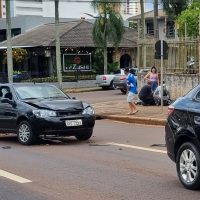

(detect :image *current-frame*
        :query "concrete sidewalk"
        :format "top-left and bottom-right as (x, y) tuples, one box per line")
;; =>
(92, 100), (168, 126)
(65, 87), (168, 126)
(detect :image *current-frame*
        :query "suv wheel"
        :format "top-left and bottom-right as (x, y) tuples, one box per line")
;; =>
(120, 89), (127, 94)
(75, 130), (93, 141)
(176, 142), (200, 190)
(17, 121), (36, 145)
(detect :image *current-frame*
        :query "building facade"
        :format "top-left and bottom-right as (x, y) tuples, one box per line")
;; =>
(121, 0), (145, 19)
(0, 0), (95, 19)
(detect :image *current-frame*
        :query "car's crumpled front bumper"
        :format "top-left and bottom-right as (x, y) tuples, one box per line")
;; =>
(30, 114), (95, 136)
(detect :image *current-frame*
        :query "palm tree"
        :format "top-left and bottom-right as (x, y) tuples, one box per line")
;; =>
(91, 0), (125, 74)
(140, 0), (145, 39)
(54, 0), (62, 88)
(154, 0), (158, 38)
(5, 0), (13, 83)
(161, 0), (190, 19)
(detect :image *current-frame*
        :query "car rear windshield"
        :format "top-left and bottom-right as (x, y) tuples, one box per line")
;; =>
(14, 85), (69, 100)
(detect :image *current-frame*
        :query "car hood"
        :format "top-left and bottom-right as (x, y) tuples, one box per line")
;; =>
(23, 99), (84, 111)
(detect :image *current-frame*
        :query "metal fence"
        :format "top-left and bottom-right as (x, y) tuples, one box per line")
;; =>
(137, 38), (199, 74)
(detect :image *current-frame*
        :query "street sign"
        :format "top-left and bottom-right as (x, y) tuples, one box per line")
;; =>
(155, 40), (168, 59)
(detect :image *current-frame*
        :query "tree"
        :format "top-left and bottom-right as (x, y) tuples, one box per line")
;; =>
(54, 0), (62, 88)
(91, 0), (125, 74)
(140, 0), (145, 39)
(161, 0), (190, 20)
(154, 0), (159, 38)
(5, 0), (13, 83)
(3, 48), (28, 70)
(176, 2), (200, 38)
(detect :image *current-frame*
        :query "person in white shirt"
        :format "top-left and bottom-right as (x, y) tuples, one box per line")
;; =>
(153, 81), (170, 105)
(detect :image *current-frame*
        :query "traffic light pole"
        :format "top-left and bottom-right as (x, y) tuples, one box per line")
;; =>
(160, 40), (164, 112)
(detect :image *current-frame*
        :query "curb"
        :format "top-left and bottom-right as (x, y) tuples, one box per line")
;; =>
(64, 87), (102, 93)
(96, 114), (166, 126)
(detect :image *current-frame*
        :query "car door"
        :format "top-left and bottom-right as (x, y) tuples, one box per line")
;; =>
(0, 86), (17, 131)
(188, 90), (200, 135)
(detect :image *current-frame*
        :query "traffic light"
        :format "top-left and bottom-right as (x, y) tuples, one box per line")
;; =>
(155, 40), (168, 60)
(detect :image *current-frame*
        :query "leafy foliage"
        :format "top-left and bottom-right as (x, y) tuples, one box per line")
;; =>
(176, 2), (200, 37)
(161, 0), (190, 19)
(3, 48), (28, 65)
(91, 0), (124, 74)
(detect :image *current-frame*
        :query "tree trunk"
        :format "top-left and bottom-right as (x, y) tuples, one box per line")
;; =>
(140, 0), (145, 39)
(5, 0), (13, 83)
(55, 0), (62, 88)
(154, 0), (159, 39)
(103, 46), (107, 74)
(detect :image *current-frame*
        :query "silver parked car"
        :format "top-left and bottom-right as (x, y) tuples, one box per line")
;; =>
(113, 68), (150, 94)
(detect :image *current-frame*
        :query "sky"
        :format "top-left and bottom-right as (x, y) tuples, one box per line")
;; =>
(59, 0), (155, 19)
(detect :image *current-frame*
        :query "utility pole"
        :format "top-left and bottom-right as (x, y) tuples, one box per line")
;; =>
(55, 0), (62, 89)
(5, 0), (13, 83)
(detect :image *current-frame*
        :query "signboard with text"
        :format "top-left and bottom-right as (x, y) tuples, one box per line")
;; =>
(63, 54), (91, 71)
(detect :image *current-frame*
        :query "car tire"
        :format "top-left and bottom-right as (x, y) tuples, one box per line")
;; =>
(120, 89), (127, 94)
(110, 81), (116, 90)
(17, 121), (37, 145)
(102, 86), (109, 90)
(176, 142), (200, 190)
(75, 130), (93, 141)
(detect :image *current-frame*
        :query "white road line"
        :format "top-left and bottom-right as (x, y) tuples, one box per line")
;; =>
(112, 120), (164, 128)
(0, 169), (32, 183)
(108, 142), (167, 154)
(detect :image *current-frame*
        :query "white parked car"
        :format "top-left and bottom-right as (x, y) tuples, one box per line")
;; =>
(96, 69), (124, 90)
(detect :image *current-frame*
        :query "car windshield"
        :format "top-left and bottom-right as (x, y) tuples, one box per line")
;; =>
(14, 85), (69, 100)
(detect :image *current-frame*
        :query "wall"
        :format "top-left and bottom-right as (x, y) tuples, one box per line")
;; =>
(138, 73), (200, 100)
(165, 74), (199, 99)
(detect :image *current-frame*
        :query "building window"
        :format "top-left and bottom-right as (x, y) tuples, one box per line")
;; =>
(146, 22), (154, 36)
(166, 21), (175, 38)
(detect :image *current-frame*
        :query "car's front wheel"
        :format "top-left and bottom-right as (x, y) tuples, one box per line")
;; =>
(75, 130), (93, 141)
(176, 142), (200, 190)
(17, 121), (37, 145)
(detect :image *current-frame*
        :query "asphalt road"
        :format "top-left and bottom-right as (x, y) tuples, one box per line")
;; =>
(0, 119), (200, 200)
(68, 89), (125, 104)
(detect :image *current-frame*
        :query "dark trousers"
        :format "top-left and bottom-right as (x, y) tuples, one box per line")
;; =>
(140, 96), (155, 105)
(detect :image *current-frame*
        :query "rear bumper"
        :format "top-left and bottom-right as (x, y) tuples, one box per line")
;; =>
(96, 82), (110, 87)
(113, 82), (126, 90)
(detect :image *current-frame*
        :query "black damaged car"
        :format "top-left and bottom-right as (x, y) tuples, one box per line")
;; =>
(0, 84), (95, 145)
(165, 84), (200, 190)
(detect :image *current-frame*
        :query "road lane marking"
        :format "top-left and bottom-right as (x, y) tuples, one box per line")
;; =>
(0, 169), (32, 183)
(112, 120), (164, 128)
(108, 142), (167, 154)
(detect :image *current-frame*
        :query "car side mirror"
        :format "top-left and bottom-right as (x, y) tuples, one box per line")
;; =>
(1, 98), (16, 106)
(72, 97), (76, 100)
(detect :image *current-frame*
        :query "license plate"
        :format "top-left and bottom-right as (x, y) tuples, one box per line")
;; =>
(65, 119), (82, 127)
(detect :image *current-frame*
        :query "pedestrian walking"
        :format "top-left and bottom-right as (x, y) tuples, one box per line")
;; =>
(124, 68), (138, 115)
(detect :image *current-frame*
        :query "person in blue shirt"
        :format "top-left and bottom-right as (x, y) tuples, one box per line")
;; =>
(124, 68), (138, 115)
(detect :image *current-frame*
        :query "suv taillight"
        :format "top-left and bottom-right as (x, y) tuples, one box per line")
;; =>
(167, 105), (174, 116)
(120, 76), (126, 80)
(102, 76), (106, 80)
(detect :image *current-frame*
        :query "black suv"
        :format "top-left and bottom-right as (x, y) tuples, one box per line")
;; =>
(0, 84), (95, 145)
(165, 85), (200, 190)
